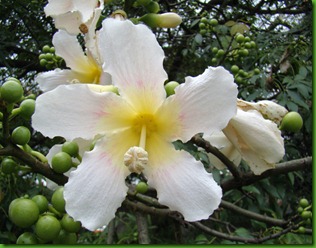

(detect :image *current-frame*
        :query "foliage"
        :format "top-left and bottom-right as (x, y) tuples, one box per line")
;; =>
(0, 0), (313, 245)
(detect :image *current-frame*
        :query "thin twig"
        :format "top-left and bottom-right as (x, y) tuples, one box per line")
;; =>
(191, 134), (242, 180)
(220, 200), (288, 226)
(135, 211), (151, 244)
(106, 218), (116, 244)
(221, 156), (312, 192)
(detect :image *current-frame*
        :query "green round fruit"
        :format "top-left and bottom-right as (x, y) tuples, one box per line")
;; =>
(145, 1), (160, 13)
(39, 59), (48, 67)
(19, 99), (36, 119)
(216, 49), (225, 57)
(164, 81), (179, 96)
(244, 42), (252, 49)
(199, 22), (206, 29)
(1, 80), (23, 103)
(200, 17), (208, 24)
(51, 187), (66, 213)
(32, 195), (49, 213)
(238, 48), (249, 56)
(54, 230), (77, 244)
(231, 65), (239, 74)
(235, 76), (244, 84)
(44, 53), (53, 60)
(35, 215), (61, 242)
(279, 111), (303, 132)
(62, 141), (79, 157)
(136, 182), (148, 194)
(61, 214), (81, 233)
(42, 45), (51, 53)
(199, 29), (207, 35)
(236, 34), (245, 43)
(211, 47), (218, 54)
(38, 53), (46, 60)
(299, 198), (309, 208)
(50, 47), (55, 53)
(254, 68), (260, 75)
(297, 226), (306, 234)
(297, 206), (304, 213)
(1, 157), (17, 174)
(250, 41), (256, 48)
(16, 232), (38, 244)
(244, 36), (251, 42)
(209, 18), (218, 26)
(11, 126), (31, 145)
(51, 152), (73, 173)
(9, 198), (40, 228)
(301, 210), (312, 219)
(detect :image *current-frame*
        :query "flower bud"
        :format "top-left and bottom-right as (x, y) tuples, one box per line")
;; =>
(139, 13), (182, 28)
(237, 99), (288, 125)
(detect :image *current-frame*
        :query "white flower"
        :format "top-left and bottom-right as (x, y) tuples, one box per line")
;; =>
(223, 108), (285, 175)
(32, 19), (238, 230)
(44, 0), (104, 35)
(36, 30), (111, 92)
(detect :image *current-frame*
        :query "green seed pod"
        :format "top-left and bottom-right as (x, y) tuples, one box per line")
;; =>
(1, 80), (23, 103)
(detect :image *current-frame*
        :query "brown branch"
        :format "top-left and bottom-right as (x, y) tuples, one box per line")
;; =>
(220, 200), (287, 226)
(135, 211), (151, 244)
(221, 156), (312, 192)
(192, 221), (302, 244)
(191, 134), (242, 180)
(106, 218), (116, 244)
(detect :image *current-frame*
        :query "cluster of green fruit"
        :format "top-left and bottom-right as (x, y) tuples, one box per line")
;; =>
(51, 141), (81, 174)
(38, 45), (64, 70)
(296, 198), (312, 234)
(9, 187), (81, 244)
(199, 17), (219, 36)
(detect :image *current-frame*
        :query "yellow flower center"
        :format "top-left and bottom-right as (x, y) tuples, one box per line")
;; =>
(124, 114), (157, 173)
(133, 114), (157, 135)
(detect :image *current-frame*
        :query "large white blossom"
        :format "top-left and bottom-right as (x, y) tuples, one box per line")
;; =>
(32, 19), (238, 231)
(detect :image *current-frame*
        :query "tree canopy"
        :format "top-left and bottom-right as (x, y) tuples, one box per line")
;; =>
(0, 0), (313, 245)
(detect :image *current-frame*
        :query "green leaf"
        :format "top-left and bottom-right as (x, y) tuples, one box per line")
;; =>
(287, 90), (310, 109)
(234, 228), (253, 238)
(230, 23), (249, 35)
(225, 20), (236, 27)
(194, 33), (203, 44)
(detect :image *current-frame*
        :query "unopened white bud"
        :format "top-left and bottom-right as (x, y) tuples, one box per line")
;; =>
(124, 146), (148, 174)
(156, 13), (182, 28)
(237, 99), (288, 125)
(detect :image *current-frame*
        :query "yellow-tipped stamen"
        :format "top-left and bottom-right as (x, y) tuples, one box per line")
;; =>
(139, 124), (147, 149)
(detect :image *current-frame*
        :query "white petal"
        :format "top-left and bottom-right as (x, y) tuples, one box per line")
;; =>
(53, 12), (82, 35)
(73, 0), (98, 23)
(36, 69), (79, 91)
(53, 30), (92, 72)
(32, 84), (135, 140)
(64, 137), (130, 230)
(157, 66), (238, 142)
(98, 19), (168, 112)
(144, 134), (222, 221)
(204, 132), (241, 170)
(224, 109), (285, 175)
(44, 0), (73, 16)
